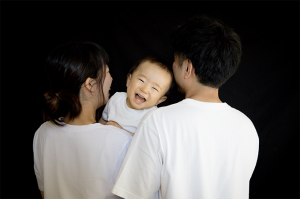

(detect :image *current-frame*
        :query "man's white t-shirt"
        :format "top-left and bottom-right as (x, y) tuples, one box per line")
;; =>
(33, 121), (132, 199)
(102, 92), (157, 134)
(112, 99), (259, 199)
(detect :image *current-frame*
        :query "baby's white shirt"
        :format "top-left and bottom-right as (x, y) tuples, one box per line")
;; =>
(102, 92), (157, 134)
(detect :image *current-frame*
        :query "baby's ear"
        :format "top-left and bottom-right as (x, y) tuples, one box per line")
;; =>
(126, 74), (132, 87)
(156, 96), (167, 105)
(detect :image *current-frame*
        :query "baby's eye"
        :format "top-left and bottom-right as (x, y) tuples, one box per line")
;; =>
(139, 79), (144, 83)
(152, 87), (158, 91)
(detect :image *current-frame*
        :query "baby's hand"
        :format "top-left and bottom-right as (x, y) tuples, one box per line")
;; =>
(105, 121), (122, 129)
(105, 121), (134, 136)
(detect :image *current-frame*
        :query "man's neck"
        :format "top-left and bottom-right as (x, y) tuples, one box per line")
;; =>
(185, 83), (222, 103)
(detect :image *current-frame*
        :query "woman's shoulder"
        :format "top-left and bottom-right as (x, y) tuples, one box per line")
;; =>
(96, 123), (132, 133)
(35, 121), (56, 133)
(33, 122), (132, 147)
(33, 121), (57, 144)
(84, 124), (133, 150)
(86, 124), (133, 140)
(36, 121), (130, 136)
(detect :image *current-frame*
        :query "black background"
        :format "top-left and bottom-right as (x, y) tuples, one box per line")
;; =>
(1, 1), (299, 199)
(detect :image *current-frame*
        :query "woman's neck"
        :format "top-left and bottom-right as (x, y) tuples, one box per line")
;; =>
(63, 104), (97, 125)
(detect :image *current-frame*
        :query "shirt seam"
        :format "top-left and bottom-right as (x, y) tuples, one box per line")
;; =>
(141, 121), (165, 168)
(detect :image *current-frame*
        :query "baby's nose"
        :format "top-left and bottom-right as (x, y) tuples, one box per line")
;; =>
(140, 86), (149, 94)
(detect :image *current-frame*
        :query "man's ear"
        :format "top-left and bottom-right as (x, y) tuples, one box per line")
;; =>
(156, 96), (167, 106)
(84, 77), (95, 92)
(184, 59), (194, 79)
(126, 74), (132, 87)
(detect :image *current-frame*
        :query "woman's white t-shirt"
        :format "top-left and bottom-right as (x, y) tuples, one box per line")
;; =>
(102, 92), (157, 134)
(33, 121), (132, 199)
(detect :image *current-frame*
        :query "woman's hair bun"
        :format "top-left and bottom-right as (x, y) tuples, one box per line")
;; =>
(42, 90), (82, 125)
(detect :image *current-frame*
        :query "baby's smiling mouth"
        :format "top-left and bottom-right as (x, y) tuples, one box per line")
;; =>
(135, 93), (146, 103)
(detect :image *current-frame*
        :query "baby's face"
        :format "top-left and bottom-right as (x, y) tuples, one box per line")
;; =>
(126, 61), (172, 110)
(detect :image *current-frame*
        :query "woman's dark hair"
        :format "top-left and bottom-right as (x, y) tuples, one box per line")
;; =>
(127, 56), (174, 97)
(170, 15), (242, 88)
(41, 41), (109, 126)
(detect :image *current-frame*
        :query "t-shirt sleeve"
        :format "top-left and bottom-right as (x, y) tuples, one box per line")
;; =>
(102, 100), (110, 121)
(111, 119), (161, 199)
(33, 130), (44, 191)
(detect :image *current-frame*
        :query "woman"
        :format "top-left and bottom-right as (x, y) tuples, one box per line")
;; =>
(33, 41), (132, 199)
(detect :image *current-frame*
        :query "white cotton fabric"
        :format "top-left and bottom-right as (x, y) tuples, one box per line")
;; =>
(112, 98), (259, 199)
(102, 92), (157, 134)
(33, 121), (132, 199)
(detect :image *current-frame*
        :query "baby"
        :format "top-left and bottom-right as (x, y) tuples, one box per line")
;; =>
(99, 56), (173, 136)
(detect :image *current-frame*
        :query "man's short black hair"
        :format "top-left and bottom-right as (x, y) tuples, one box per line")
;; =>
(171, 15), (242, 88)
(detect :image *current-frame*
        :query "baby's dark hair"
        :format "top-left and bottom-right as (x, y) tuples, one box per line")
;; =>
(127, 56), (174, 97)
(41, 41), (109, 126)
(170, 15), (242, 88)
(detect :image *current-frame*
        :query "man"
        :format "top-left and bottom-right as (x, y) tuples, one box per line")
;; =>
(112, 15), (259, 199)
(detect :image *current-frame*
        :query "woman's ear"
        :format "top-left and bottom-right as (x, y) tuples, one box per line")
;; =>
(84, 77), (95, 92)
(126, 74), (132, 87)
(156, 96), (167, 105)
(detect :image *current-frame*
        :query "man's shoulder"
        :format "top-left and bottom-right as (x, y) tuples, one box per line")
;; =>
(150, 101), (183, 113)
(226, 106), (254, 123)
(141, 101), (184, 123)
